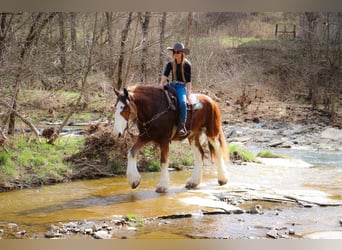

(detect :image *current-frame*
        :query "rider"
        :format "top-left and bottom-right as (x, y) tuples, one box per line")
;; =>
(159, 42), (192, 136)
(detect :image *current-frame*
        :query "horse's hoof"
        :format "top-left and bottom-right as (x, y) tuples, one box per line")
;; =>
(131, 180), (141, 189)
(155, 186), (167, 193)
(218, 179), (228, 186)
(185, 182), (199, 189)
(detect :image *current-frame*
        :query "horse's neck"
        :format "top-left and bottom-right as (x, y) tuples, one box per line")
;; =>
(133, 88), (165, 115)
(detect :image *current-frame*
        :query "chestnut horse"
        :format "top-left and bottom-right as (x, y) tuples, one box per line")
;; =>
(113, 84), (229, 193)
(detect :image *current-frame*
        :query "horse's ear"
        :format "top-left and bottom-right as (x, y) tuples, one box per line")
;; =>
(114, 88), (120, 96)
(124, 88), (129, 99)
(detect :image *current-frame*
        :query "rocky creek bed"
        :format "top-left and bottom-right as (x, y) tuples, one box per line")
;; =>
(0, 121), (341, 239)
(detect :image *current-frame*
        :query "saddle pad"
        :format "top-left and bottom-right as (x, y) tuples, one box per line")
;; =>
(188, 94), (203, 110)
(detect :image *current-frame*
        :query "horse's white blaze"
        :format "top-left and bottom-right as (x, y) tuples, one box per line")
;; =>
(157, 161), (169, 191)
(113, 101), (127, 136)
(126, 151), (141, 187)
(187, 142), (203, 186)
(208, 137), (228, 184)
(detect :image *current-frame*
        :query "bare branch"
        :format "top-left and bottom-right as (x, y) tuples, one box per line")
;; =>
(0, 100), (41, 142)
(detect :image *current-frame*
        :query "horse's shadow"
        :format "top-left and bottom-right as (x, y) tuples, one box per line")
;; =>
(17, 185), (192, 218)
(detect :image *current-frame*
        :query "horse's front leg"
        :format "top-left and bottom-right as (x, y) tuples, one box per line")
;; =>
(127, 138), (146, 189)
(156, 141), (170, 193)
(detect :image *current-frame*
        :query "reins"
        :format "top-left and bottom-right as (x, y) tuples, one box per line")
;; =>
(134, 89), (171, 137)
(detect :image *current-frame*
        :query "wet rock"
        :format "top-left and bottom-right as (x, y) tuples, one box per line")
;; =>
(45, 231), (63, 238)
(84, 228), (93, 234)
(226, 129), (237, 138)
(321, 127), (342, 141)
(248, 205), (262, 214)
(266, 228), (279, 239)
(289, 229), (295, 235)
(268, 139), (284, 147)
(339, 218), (342, 226)
(17, 230), (26, 236)
(7, 223), (18, 229)
(92, 224), (102, 231)
(158, 214), (192, 219)
(126, 226), (137, 231)
(94, 230), (111, 239)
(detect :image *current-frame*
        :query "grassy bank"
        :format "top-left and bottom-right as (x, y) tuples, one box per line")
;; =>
(0, 127), (263, 192)
(0, 136), (84, 191)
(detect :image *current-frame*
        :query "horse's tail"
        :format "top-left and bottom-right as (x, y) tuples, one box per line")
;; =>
(208, 127), (229, 162)
(207, 98), (230, 163)
(219, 127), (230, 162)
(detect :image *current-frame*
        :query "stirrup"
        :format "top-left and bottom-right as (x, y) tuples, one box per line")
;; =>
(178, 128), (187, 136)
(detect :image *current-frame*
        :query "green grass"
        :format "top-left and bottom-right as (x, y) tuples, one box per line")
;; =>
(147, 160), (160, 172)
(220, 36), (263, 46)
(124, 214), (144, 227)
(0, 136), (84, 185)
(229, 144), (259, 162)
(257, 150), (286, 158)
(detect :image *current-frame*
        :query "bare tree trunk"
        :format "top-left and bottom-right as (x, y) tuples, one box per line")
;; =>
(123, 14), (139, 87)
(0, 13), (6, 63)
(8, 13), (56, 135)
(80, 12), (98, 109)
(105, 12), (115, 80)
(303, 12), (319, 108)
(50, 13), (99, 144)
(58, 12), (66, 84)
(117, 12), (133, 90)
(0, 13), (14, 64)
(139, 12), (151, 84)
(158, 12), (167, 82)
(185, 12), (193, 48)
(329, 12), (342, 122)
(70, 12), (77, 51)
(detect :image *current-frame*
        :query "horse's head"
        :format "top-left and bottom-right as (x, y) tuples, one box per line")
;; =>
(113, 87), (137, 137)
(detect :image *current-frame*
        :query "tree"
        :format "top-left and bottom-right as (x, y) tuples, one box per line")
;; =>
(70, 12), (77, 51)
(158, 12), (167, 82)
(185, 12), (193, 48)
(139, 12), (151, 84)
(117, 12), (133, 90)
(0, 13), (15, 64)
(105, 12), (115, 80)
(57, 12), (67, 84)
(8, 13), (56, 136)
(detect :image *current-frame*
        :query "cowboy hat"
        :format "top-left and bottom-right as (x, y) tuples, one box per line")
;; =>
(167, 42), (190, 55)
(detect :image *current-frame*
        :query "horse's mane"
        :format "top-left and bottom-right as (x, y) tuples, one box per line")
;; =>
(127, 84), (162, 99)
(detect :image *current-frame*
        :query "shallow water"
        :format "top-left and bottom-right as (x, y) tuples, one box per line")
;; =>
(0, 149), (341, 239)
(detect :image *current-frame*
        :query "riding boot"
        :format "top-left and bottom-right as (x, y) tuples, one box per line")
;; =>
(178, 123), (187, 136)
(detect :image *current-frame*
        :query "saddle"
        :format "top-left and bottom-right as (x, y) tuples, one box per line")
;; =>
(163, 84), (203, 112)
(163, 84), (203, 136)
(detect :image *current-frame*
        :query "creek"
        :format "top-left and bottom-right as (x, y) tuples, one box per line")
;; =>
(1, 122), (342, 239)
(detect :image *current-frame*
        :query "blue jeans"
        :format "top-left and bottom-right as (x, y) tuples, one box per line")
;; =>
(170, 82), (187, 124)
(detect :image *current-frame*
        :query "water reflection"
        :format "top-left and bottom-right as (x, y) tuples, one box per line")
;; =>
(0, 151), (341, 238)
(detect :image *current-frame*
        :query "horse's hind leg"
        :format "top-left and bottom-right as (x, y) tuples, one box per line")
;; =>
(156, 140), (170, 193)
(126, 138), (146, 189)
(207, 137), (228, 186)
(186, 134), (204, 189)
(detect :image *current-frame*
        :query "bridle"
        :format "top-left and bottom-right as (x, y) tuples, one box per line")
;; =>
(117, 90), (171, 138)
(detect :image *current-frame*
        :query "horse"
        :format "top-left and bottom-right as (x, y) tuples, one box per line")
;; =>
(113, 84), (229, 193)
